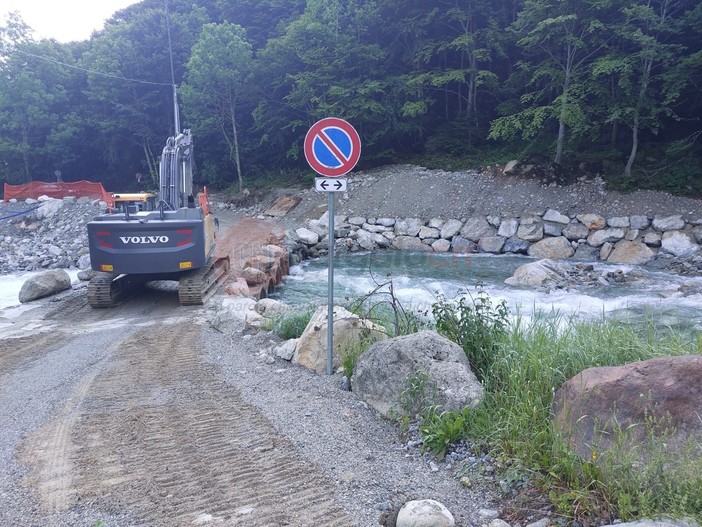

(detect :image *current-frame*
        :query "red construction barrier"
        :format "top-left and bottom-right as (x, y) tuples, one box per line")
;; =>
(3, 181), (109, 202)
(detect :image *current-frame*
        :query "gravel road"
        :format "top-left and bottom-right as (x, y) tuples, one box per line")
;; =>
(0, 281), (497, 527)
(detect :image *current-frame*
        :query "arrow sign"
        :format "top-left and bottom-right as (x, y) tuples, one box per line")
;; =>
(315, 177), (347, 193)
(304, 118), (361, 177)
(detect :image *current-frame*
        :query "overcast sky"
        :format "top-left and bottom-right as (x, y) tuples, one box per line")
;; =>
(2, 0), (139, 42)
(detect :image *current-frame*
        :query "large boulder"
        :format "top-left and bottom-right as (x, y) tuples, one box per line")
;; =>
(587, 228), (625, 247)
(527, 236), (574, 259)
(35, 199), (65, 219)
(460, 218), (496, 242)
(352, 330), (484, 418)
(440, 219), (463, 240)
(293, 305), (387, 373)
(504, 259), (569, 287)
(576, 213), (606, 230)
(396, 499), (455, 527)
(395, 218), (424, 237)
(606, 240), (655, 265)
(295, 227), (319, 246)
(497, 218), (519, 238)
(562, 222), (590, 241)
(652, 215), (685, 232)
(661, 231), (699, 257)
(392, 236), (432, 251)
(552, 355), (702, 461)
(19, 269), (72, 303)
(478, 236), (505, 254)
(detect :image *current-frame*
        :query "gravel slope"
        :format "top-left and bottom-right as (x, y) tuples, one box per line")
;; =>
(263, 164), (702, 226)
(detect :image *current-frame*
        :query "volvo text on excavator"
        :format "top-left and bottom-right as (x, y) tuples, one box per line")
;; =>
(85, 129), (229, 308)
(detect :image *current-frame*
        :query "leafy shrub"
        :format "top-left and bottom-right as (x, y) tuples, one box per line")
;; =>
(432, 285), (509, 383)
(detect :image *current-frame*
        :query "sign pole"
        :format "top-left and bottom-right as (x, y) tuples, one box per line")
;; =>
(303, 117), (361, 376)
(326, 193), (335, 375)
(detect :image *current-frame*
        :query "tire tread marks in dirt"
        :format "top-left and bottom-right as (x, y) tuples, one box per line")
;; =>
(23, 324), (354, 526)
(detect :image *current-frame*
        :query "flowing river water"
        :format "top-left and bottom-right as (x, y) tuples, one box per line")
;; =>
(271, 251), (702, 333)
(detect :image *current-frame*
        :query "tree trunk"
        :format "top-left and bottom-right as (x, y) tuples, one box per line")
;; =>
(230, 104), (243, 192)
(625, 58), (653, 178)
(625, 119), (639, 178)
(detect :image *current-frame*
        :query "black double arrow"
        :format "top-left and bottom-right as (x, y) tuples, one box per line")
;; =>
(319, 179), (344, 190)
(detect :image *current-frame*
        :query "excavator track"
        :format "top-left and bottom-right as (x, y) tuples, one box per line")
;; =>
(87, 273), (144, 308)
(178, 256), (230, 306)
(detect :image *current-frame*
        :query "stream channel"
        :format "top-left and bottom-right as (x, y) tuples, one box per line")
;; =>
(271, 251), (702, 333)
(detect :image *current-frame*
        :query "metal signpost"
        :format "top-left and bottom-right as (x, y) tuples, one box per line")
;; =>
(304, 118), (361, 375)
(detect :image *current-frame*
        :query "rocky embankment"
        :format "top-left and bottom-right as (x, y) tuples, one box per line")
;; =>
(0, 196), (98, 274)
(286, 210), (702, 277)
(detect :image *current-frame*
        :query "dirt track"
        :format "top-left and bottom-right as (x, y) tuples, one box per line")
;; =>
(0, 217), (357, 526)
(1, 285), (355, 526)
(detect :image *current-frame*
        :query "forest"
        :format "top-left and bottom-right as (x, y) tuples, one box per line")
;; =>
(1, 0), (701, 195)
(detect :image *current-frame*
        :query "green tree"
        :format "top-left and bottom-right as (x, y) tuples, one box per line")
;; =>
(489, 0), (609, 164)
(599, 0), (697, 178)
(0, 14), (72, 183)
(181, 23), (254, 191)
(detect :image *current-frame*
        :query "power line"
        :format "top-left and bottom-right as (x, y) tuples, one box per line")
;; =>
(15, 49), (172, 87)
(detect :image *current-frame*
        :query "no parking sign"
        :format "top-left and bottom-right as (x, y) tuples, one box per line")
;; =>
(304, 118), (361, 177)
(303, 117), (361, 375)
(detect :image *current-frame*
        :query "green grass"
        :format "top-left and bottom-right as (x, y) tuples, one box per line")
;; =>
(429, 301), (702, 523)
(271, 305), (316, 340)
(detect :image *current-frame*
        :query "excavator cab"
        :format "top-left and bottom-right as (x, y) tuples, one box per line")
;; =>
(85, 130), (229, 307)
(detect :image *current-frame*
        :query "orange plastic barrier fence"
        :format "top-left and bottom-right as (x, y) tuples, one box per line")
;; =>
(3, 181), (109, 202)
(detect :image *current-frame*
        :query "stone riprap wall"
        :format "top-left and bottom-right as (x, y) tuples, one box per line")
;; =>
(288, 210), (702, 267)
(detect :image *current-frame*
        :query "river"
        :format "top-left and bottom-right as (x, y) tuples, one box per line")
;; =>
(271, 251), (702, 332)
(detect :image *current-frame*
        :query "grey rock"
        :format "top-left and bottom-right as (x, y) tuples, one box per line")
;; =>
(274, 339), (298, 361)
(543, 209), (570, 225)
(428, 217), (444, 229)
(653, 215), (685, 231)
(395, 218), (424, 237)
(497, 218), (519, 238)
(576, 213), (606, 230)
(460, 217), (496, 242)
(505, 259), (570, 287)
(630, 215), (650, 230)
(607, 216), (630, 228)
(587, 228), (625, 247)
(295, 227), (319, 246)
(600, 242), (614, 261)
(543, 222), (562, 237)
(528, 237), (574, 259)
(643, 231), (662, 247)
(396, 499), (455, 527)
(606, 240), (655, 265)
(661, 231), (699, 257)
(418, 226), (441, 240)
(450, 236), (477, 254)
(392, 236), (432, 252)
(478, 236), (505, 254)
(348, 216), (366, 226)
(572, 243), (600, 261)
(440, 219), (463, 240)
(19, 269), (72, 303)
(562, 222), (590, 241)
(431, 239), (451, 253)
(503, 237), (530, 254)
(353, 331), (484, 418)
(517, 222), (544, 242)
